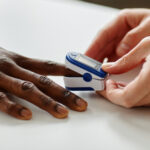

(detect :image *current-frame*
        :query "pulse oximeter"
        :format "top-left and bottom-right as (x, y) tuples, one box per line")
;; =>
(63, 52), (107, 91)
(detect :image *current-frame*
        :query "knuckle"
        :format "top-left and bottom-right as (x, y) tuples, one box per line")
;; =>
(45, 60), (56, 67)
(0, 56), (12, 65)
(63, 90), (71, 97)
(0, 92), (6, 100)
(145, 17), (150, 24)
(119, 9), (132, 17)
(10, 53), (23, 62)
(39, 76), (52, 86)
(0, 56), (15, 70)
(44, 61), (58, 72)
(141, 36), (150, 45)
(118, 55), (128, 66)
(39, 95), (52, 107)
(126, 31), (138, 41)
(21, 81), (35, 91)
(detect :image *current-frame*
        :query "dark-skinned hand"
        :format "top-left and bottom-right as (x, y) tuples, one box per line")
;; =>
(0, 47), (87, 120)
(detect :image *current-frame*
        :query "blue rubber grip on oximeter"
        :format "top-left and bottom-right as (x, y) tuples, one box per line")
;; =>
(66, 53), (107, 78)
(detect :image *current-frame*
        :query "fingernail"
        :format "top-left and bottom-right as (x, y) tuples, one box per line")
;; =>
(102, 62), (114, 69)
(75, 99), (88, 108)
(20, 109), (32, 118)
(56, 105), (68, 114)
(118, 43), (130, 55)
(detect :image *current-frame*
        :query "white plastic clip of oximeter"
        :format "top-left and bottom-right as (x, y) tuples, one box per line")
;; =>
(63, 52), (108, 91)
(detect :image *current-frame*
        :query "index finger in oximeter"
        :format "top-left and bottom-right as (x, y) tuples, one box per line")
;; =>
(63, 52), (107, 91)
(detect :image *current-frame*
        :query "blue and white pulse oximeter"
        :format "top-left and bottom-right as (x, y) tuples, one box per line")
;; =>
(63, 52), (107, 91)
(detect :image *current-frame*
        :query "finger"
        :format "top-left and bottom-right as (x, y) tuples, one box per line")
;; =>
(15, 57), (81, 77)
(96, 38), (118, 62)
(120, 56), (150, 107)
(3, 64), (88, 112)
(0, 47), (80, 77)
(85, 9), (148, 61)
(99, 78), (150, 108)
(97, 79), (126, 106)
(101, 56), (150, 108)
(116, 17), (150, 57)
(102, 37), (150, 74)
(0, 72), (68, 119)
(0, 92), (32, 120)
(85, 10), (132, 61)
(116, 81), (127, 87)
(97, 79), (119, 100)
(97, 79), (137, 108)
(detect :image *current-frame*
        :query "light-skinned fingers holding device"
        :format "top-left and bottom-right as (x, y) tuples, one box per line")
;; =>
(84, 8), (150, 108)
(99, 37), (150, 108)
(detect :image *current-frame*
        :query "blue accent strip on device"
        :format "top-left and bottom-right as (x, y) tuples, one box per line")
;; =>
(66, 52), (107, 78)
(66, 87), (94, 91)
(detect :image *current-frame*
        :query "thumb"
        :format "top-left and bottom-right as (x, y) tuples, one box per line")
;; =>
(102, 37), (150, 74)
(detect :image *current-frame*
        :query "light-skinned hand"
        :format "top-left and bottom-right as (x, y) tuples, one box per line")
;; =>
(85, 9), (150, 108)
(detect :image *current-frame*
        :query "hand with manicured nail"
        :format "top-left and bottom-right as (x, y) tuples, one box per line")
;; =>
(0, 47), (87, 120)
(85, 8), (150, 62)
(85, 8), (150, 108)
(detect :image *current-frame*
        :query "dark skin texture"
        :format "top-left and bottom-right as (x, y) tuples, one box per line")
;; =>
(0, 47), (87, 120)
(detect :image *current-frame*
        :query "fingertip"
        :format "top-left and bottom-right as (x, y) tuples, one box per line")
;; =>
(54, 104), (69, 119)
(67, 98), (88, 112)
(102, 58), (133, 74)
(20, 108), (32, 120)
(102, 62), (121, 74)
(102, 62), (114, 71)
(75, 98), (88, 112)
